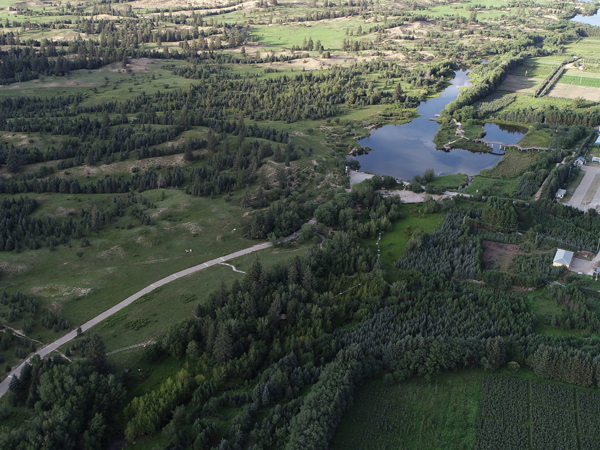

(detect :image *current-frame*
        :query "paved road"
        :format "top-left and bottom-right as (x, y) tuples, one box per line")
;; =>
(566, 165), (600, 211)
(0, 240), (278, 397)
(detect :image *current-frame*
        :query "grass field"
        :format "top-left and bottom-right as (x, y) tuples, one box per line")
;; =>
(331, 370), (484, 450)
(479, 149), (540, 179)
(517, 128), (554, 149)
(74, 243), (310, 354)
(558, 75), (600, 88)
(463, 173), (521, 197)
(368, 204), (444, 266)
(429, 173), (469, 189)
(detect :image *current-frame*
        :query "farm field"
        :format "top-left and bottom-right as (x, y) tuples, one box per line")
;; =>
(332, 370), (484, 450)
(476, 375), (600, 450)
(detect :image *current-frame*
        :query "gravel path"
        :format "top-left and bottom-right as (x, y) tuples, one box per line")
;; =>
(0, 239), (281, 397)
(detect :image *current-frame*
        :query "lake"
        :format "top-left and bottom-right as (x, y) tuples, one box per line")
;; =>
(354, 71), (527, 181)
(571, 5), (600, 26)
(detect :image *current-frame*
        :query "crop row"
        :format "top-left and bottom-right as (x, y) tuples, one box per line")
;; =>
(480, 396), (528, 423)
(530, 381), (575, 410)
(475, 439), (527, 450)
(578, 411), (600, 436)
(476, 418), (528, 448)
(577, 390), (600, 414)
(531, 427), (577, 450)
(481, 375), (528, 401)
(581, 435), (600, 450)
(531, 405), (576, 431)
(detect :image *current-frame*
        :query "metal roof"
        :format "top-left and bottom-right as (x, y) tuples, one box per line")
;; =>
(553, 249), (574, 266)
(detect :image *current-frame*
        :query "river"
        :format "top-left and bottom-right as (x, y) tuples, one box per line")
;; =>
(354, 71), (526, 180)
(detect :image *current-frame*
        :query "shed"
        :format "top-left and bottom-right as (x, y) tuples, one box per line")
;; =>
(556, 189), (566, 199)
(595, 135), (600, 145)
(553, 249), (574, 268)
(575, 157), (586, 167)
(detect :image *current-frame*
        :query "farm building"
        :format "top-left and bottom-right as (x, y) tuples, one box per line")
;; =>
(574, 157), (586, 167)
(553, 249), (574, 268)
(556, 189), (566, 199)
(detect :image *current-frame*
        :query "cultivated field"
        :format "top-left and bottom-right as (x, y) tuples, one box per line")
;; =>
(476, 375), (600, 450)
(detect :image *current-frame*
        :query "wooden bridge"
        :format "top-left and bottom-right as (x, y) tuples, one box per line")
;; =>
(475, 139), (549, 152)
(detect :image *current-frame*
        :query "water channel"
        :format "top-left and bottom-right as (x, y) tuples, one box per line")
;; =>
(354, 70), (527, 181)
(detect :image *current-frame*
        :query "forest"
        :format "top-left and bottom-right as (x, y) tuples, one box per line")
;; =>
(1, 0), (600, 448)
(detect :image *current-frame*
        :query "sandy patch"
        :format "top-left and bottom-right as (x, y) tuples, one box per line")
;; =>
(180, 221), (203, 234)
(97, 245), (126, 260)
(150, 207), (168, 219)
(30, 284), (92, 298)
(142, 0), (252, 15)
(55, 153), (186, 179)
(387, 21), (433, 37)
(0, 262), (29, 277)
(548, 83), (600, 102)
(0, 132), (34, 146)
(54, 206), (77, 218)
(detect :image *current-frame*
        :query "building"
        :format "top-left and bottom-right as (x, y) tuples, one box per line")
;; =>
(574, 157), (586, 167)
(595, 135), (600, 146)
(553, 249), (574, 268)
(556, 189), (566, 199)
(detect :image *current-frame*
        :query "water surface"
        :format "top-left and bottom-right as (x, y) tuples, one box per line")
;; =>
(483, 123), (527, 147)
(355, 71), (505, 180)
(571, 8), (600, 26)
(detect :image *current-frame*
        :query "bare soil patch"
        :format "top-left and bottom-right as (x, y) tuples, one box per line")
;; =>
(548, 83), (600, 102)
(482, 240), (523, 271)
(55, 153), (187, 179)
(499, 75), (540, 94)
(0, 262), (29, 278)
(96, 245), (126, 261)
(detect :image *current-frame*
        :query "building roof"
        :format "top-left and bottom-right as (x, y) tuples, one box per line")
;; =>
(556, 189), (566, 197)
(554, 249), (574, 266)
(595, 135), (600, 145)
(576, 156), (586, 163)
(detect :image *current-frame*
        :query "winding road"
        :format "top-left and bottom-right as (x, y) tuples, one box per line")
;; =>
(0, 232), (303, 397)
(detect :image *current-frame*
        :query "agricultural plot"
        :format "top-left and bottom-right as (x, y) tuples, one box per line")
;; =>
(548, 83), (600, 102)
(558, 74), (600, 88)
(476, 375), (600, 450)
(499, 75), (541, 95)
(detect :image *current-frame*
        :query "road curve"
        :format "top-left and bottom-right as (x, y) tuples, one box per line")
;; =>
(0, 240), (275, 397)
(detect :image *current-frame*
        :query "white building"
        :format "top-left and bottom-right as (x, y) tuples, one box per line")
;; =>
(553, 249), (574, 268)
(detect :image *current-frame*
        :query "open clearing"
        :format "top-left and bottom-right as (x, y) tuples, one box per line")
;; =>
(483, 240), (523, 271)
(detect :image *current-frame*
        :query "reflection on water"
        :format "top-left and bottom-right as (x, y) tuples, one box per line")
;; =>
(571, 8), (600, 26)
(483, 123), (527, 146)
(355, 70), (519, 180)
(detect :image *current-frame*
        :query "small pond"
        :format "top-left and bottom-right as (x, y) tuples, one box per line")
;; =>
(354, 71), (527, 181)
(571, 5), (600, 26)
